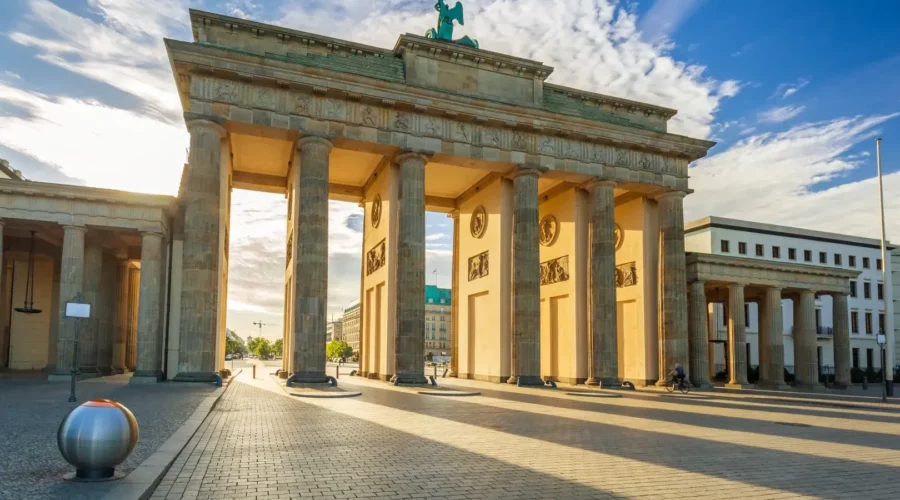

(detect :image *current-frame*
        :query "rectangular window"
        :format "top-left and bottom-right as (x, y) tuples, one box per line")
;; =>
(852, 348), (859, 369)
(804, 250), (812, 262)
(867, 348), (874, 368)
(788, 248), (797, 260)
(877, 258), (883, 270)
(738, 242), (747, 255)
(879, 313), (886, 334)
(834, 253), (842, 266)
(877, 283), (884, 300)
(849, 255), (856, 267)
(863, 257), (870, 268)
(850, 281), (857, 298)
(865, 312), (873, 334)
(720, 240), (730, 253)
(864, 282), (871, 299)
(820, 252), (827, 264)
(851, 311), (859, 333)
(755, 244), (764, 257)
(744, 304), (750, 327)
(772, 246), (781, 259)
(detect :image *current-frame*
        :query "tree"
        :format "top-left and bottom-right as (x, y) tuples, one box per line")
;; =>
(247, 336), (263, 355)
(254, 338), (274, 360)
(225, 337), (244, 357)
(326, 340), (352, 361)
(273, 338), (284, 357)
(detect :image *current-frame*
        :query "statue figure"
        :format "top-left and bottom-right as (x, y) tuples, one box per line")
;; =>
(425, 1), (479, 48)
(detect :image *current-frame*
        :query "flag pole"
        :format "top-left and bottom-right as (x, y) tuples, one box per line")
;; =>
(875, 138), (889, 401)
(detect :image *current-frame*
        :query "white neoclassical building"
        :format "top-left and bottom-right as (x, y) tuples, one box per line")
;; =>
(686, 217), (896, 380)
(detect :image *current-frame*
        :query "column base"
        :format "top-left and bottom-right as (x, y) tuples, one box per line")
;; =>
(112, 367), (126, 375)
(130, 371), (161, 384)
(287, 372), (333, 387)
(599, 377), (621, 388)
(690, 379), (714, 390)
(77, 367), (100, 379)
(585, 378), (600, 386)
(173, 371), (218, 383)
(724, 383), (756, 390)
(757, 381), (793, 391)
(390, 374), (429, 386)
(447, 371), (458, 378)
(831, 382), (852, 390)
(793, 382), (828, 392)
(98, 366), (113, 376)
(508, 375), (545, 387)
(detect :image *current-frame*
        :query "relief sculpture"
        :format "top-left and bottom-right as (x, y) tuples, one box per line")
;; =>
(540, 255), (569, 286)
(616, 262), (638, 288)
(468, 251), (489, 281)
(366, 239), (386, 276)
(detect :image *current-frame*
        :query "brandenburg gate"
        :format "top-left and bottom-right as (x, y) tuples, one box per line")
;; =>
(163, 6), (714, 386)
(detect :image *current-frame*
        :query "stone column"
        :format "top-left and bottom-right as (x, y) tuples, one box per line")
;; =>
(793, 290), (819, 388)
(50, 225), (86, 380)
(727, 283), (749, 386)
(448, 210), (460, 378)
(508, 167), (543, 386)
(688, 280), (711, 387)
(78, 239), (103, 376)
(656, 191), (689, 384)
(832, 292), (851, 388)
(758, 286), (787, 388)
(586, 180), (619, 386)
(176, 119), (225, 382)
(0, 220), (5, 368)
(126, 267), (140, 371)
(289, 137), (332, 384)
(112, 259), (130, 373)
(96, 252), (117, 374)
(132, 231), (164, 383)
(392, 152), (428, 385)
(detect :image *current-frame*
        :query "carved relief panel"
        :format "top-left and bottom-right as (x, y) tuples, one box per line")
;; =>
(468, 251), (489, 282)
(616, 262), (638, 288)
(540, 255), (569, 286)
(366, 239), (386, 276)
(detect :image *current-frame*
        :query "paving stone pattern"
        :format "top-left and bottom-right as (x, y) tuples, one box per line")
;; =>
(0, 374), (215, 500)
(153, 368), (900, 500)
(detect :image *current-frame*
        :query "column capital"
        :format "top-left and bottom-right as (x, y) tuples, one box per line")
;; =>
(61, 224), (87, 234)
(726, 282), (746, 290)
(689, 279), (706, 287)
(297, 136), (334, 152)
(507, 165), (546, 180)
(654, 190), (687, 202)
(185, 117), (226, 137)
(0, 219), (4, 228)
(393, 151), (431, 166)
(447, 209), (460, 220)
(141, 230), (165, 239)
(582, 178), (617, 191)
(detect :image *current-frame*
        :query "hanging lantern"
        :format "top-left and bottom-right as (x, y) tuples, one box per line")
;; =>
(15, 230), (42, 315)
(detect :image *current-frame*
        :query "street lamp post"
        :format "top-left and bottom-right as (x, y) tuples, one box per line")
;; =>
(65, 293), (91, 403)
(877, 333), (887, 403)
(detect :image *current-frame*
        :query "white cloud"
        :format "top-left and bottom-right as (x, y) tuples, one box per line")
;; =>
(775, 77), (810, 99)
(637, 0), (706, 44)
(687, 114), (900, 241)
(276, 0), (740, 139)
(225, 0), (262, 19)
(758, 105), (806, 124)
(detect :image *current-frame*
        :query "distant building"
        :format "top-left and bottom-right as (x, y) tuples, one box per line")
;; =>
(893, 248), (900, 370)
(341, 300), (360, 355)
(326, 321), (343, 342)
(424, 285), (451, 362)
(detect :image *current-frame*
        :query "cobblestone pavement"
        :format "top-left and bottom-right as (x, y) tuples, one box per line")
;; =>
(151, 366), (900, 500)
(0, 374), (215, 500)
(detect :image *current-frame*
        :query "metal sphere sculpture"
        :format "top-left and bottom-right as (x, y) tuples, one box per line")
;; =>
(57, 399), (139, 481)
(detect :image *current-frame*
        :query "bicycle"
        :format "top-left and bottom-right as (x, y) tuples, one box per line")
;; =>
(665, 376), (691, 394)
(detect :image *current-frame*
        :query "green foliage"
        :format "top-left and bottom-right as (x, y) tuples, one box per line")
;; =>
(225, 336), (245, 356)
(254, 338), (273, 360)
(273, 338), (284, 357)
(326, 340), (352, 360)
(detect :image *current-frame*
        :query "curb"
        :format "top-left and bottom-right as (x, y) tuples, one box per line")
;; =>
(100, 369), (241, 500)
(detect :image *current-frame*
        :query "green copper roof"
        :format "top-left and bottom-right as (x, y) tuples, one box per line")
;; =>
(425, 285), (451, 306)
(542, 88), (663, 133)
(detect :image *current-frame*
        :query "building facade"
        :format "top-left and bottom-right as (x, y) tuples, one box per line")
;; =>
(326, 321), (343, 342)
(425, 285), (451, 362)
(686, 217), (895, 380)
(341, 301), (360, 356)
(893, 248), (900, 370)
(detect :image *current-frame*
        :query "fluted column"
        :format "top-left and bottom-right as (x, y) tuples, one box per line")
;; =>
(126, 267), (139, 371)
(832, 292), (851, 388)
(656, 191), (689, 384)
(50, 225), (86, 379)
(758, 286), (786, 388)
(688, 280), (711, 387)
(392, 152), (428, 385)
(96, 252), (117, 374)
(448, 210), (460, 378)
(727, 283), (749, 386)
(586, 180), (619, 386)
(0, 220), (5, 368)
(132, 231), (164, 382)
(112, 259), (130, 373)
(793, 290), (819, 388)
(289, 137), (332, 384)
(508, 167), (543, 386)
(78, 239), (103, 376)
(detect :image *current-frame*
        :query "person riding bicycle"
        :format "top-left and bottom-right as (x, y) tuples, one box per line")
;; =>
(669, 363), (686, 387)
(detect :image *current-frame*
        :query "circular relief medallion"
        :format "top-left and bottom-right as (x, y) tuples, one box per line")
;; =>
(539, 215), (559, 247)
(614, 223), (624, 250)
(470, 205), (487, 239)
(371, 194), (382, 228)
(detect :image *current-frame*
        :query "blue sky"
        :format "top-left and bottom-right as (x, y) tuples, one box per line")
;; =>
(0, 0), (898, 339)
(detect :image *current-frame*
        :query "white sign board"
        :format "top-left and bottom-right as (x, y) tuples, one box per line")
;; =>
(876, 334), (886, 346)
(65, 302), (91, 319)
